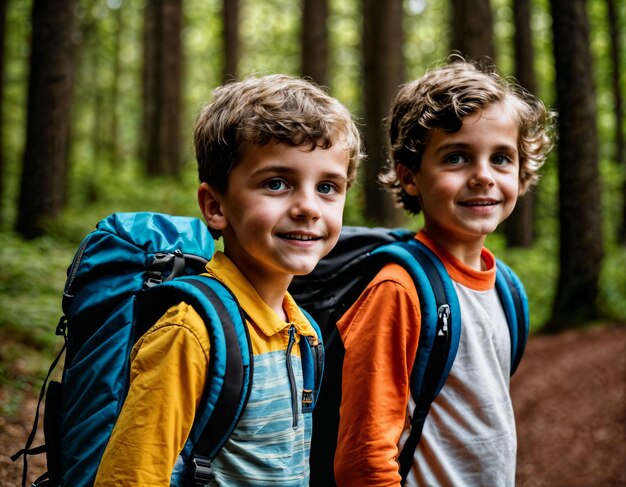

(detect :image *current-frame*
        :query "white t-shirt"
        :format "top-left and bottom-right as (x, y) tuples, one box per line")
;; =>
(401, 283), (516, 487)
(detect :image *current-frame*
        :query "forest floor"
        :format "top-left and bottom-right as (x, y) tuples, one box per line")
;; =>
(0, 323), (625, 487)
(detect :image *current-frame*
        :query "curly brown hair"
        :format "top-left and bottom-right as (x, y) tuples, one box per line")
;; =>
(380, 58), (556, 215)
(194, 74), (363, 192)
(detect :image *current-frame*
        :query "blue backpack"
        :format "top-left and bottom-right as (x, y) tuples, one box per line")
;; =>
(13, 212), (323, 487)
(289, 226), (529, 486)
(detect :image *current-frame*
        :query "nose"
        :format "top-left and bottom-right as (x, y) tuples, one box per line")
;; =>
(470, 159), (495, 188)
(291, 189), (322, 220)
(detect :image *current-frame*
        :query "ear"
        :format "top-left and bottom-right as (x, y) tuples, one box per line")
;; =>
(198, 182), (228, 232)
(396, 164), (420, 196)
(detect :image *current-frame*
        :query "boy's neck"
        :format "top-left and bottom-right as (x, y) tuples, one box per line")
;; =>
(421, 228), (487, 271)
(220, 246), (292, 322)
(249, 276), (291, 322)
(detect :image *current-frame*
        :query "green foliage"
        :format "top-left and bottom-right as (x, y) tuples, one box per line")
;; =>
(240, 0), (301, 77)
(329, 0), (362, 112)
(60, 160), (203, 243)
(0, 231), (70, 403)
(0, 232), (68, 346)
(404, 0), (450, 80)
(600, 245), (626, 321)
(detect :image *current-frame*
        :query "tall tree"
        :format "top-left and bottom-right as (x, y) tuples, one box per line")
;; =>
(362, 0), (404, 226)
(301, 0), (328, 87)
(606, 0), (624, 169)
(222, 0), (239, 81)
(506, 0), (538, 247)
(0, 0), (7, 223)
(450, 0), (495, 62)
(75, 8), (105, 202)
(141, 0), (157, 166)
(547, 0), (603, 330)
(140, 0), (183, 177)
(15, 0), (77, 238)
(606, 0), (626, 244)
(109, 3), (124, 167)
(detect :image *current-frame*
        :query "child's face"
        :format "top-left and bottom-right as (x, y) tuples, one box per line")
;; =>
(401, 102), (520, 251)
(203, 141), (350, 289)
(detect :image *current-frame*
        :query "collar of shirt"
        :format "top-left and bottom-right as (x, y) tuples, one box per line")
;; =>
(205, 251), (318, 341)
(416, 230), (496, 291)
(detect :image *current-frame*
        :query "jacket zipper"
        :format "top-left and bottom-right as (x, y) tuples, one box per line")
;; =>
(286, 324), (298, 428)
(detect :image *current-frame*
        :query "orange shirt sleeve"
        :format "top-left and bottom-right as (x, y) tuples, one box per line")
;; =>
(95, 303), (210, 486)
(334, 264), (421, 487)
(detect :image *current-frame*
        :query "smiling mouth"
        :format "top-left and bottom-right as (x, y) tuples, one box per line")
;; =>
(460, 200), (499, 207)
(279, 233), (321, 241)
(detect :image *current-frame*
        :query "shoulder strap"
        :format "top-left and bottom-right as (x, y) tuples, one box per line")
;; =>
(298, 308), (324, 412)
(494, 260), (530, 375)
(370, 240), (462, 485)
(136, 275), (253, 485)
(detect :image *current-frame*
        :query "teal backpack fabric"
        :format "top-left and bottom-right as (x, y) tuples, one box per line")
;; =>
(13, 212), (322, 487)
(289, 226), (529, 487)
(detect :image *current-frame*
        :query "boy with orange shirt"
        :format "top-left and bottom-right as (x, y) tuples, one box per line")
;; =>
(334, 60), (554, 486)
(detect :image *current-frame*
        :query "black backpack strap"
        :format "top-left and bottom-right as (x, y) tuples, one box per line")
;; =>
(388, 241), (461, 485)
(138, 275), (253, 486)
(11, 317), (67, 487)
(495, 260), (530, 375)
(183, 278), (253, 477)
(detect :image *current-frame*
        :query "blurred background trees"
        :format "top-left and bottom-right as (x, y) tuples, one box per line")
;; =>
(15, 0), (77, 239)
(0, 0), (624, 331)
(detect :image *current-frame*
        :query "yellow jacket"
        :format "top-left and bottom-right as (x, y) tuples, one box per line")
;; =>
(95, 252), (320, 486)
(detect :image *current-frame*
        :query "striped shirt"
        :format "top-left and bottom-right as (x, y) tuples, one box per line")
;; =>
(95, 252), (319, 486)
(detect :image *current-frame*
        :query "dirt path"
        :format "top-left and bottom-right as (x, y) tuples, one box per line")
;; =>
(511, 324), (626, 487)
(2, 325), (625, 486)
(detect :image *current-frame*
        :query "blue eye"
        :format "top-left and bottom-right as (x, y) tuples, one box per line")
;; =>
(492, 154), (511, 166)
(317, 183), (336, 195)
(445, 153), (467, 165)
(266, 179), (286, 191)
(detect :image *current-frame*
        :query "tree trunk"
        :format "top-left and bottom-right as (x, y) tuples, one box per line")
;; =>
(90, 20), (104, 202)
(222, 0), (239, 82)
(546, 0), (603, 330)
(506, 0), (538, 248)
(15, 0), (77, 239)
(109, 3), (123, 167)
(301, 0), (328, 87)
(606, 0), (624, 168)
(606, 0), (626, 244)
(140, 0), (157, 167)
(141, 0), (182, 177)
(161, 0), (183, 175)
(0, 0), (7, 223)
(450, 0), (495, 62)
(362, 0), (405, 226)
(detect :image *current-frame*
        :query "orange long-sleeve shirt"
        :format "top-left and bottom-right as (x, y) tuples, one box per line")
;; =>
(334, 231), (513, 487)
(334, 261), (421, 486)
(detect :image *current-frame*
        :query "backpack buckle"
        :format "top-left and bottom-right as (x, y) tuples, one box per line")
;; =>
(193, 456), (215, 485)
(55, 316), (68, 337)
(145, 251), (190, 288)
(144, 253), (176, 288)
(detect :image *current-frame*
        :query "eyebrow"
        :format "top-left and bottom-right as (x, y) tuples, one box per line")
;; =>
(433, 142), (518, 154)
(250, 165), (348, 182)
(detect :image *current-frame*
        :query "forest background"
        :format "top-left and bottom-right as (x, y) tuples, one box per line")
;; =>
(0, 0), (625, 484)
